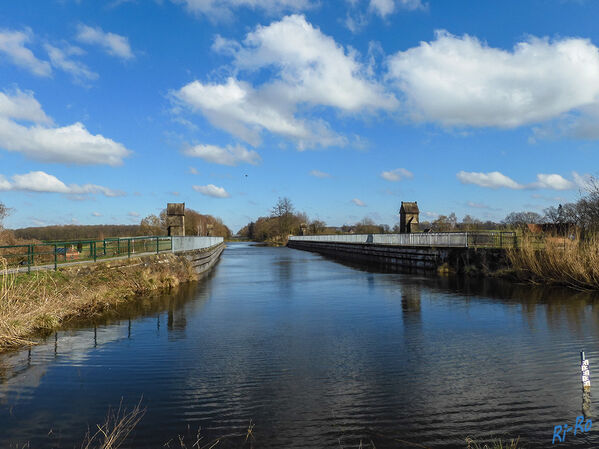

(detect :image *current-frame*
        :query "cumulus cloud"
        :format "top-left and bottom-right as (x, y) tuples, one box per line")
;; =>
(174, 15), (396, 149)
(0, 89), (51, 123)
(0, 28), (51, 77)
(44, 43), (98, 82)
(193, 184), (231, 198)
(172, 0), (314, 20)
(92, 211), (102, 217)
(128, 211), (140, 217)
(76, 25), (134, 60)
(309, 169), (331, 178)
(0, 171), (123, 197)
(531, 174), (574, 191)
(370, 0), (426, 17)
(457, 171), (524, 189)
(0, 89), (131, 165)
(458, 170), (590, 190)
(184, 143), (261, 166)
(387, 31), (599, 128)
(352, 198), (367, 207)
(380, 167), (413, 181)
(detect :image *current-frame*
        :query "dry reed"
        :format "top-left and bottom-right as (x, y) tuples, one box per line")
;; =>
(0, 253), (198, 352)
(507, 232), (599, 290)
(81, 399), (146, 449)
(465, 437), (522, 449)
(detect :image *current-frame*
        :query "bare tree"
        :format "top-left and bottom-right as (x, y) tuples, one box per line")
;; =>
(271, 197), (295, 237)
(0, 202), (11, 230)
(503, 211), (543, 228)
(309, 219), (326, 235)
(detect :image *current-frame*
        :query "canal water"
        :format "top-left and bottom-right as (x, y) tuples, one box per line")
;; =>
(1, 242), (599, 448)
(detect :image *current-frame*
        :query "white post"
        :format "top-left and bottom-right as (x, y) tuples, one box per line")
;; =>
(581, 351), (591, 391)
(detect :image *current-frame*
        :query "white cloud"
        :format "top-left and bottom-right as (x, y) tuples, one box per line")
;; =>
(175, 77), (314, 147)
(352, 198), (367, 207)
(0, 175), (11, 191)
(172, 0), (314, 20)
(193, 184), (231, 198)
(174, 15), (396, 149)
(92, 211), (102, 217)
(370, 0), (425, 17)
(128, 211), (140, 217)
(458, 170), (591, 190)
(0, 29), (51, 77)
(76, 25), (134, 60)
(531, 174), (574, 191)
(309, 169), (331, 178)
(184, 143), (261, 166)
(573, 171), (593, 189)
(188, 166), (199, 174)
(229, 15), (397, 112)
(44, 43), (98, 82)
(380, 167), (413, 181)
(0, 89), (131, 165)
(387, 31), (599, 128)
(457, 171), (524, 189)
(0, 89), (50, 123)
(0, 171), (123, 197)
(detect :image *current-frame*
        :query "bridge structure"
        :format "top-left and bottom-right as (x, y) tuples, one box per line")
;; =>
(287, 232), (516, 274)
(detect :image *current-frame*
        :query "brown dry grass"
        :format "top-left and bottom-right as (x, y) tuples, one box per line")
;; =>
(0, 253), (198, 352)
(81, 399), (146, 449)
(507, 232), (599, 290)
(465, 437), (522, 449)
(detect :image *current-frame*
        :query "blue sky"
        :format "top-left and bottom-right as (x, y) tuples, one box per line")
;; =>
(1, 0), (598, 232)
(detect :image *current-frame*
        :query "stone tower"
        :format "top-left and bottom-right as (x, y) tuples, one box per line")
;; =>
(399, 201), (419, 233)
(167, 203), (185, 236)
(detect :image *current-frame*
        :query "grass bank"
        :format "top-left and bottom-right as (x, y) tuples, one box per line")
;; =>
(0, 252), (198, 352)
(507, 234), (599, 290)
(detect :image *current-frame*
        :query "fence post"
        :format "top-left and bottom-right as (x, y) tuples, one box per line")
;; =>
(156, 237), (159, 254)
(127, 239), (131, 258)
(500, 232), (503, 248)
(117, 238), (120, 256)
(93, 242), (97, 262)
(54, 244), (57, 271)
(28, 245), (32, 273)
(103, 239), (107, 256)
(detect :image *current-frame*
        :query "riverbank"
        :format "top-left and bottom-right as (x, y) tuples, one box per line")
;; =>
(507, 235), (599, 290)
(0, 251), (211, 352)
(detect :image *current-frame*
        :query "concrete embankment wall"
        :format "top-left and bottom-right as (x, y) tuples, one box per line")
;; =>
(287, 236), (509, 274)
(173, 239), (225, 276)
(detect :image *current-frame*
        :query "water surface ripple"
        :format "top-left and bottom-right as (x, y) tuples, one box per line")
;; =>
(1, 243), (599, 448)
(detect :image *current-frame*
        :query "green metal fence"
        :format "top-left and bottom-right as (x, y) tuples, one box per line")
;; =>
(0, 236), (172, 272)
(466, 231), (518, 248)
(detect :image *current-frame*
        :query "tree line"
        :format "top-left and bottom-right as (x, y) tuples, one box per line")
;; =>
(0, 205), (231, 244)
(239, 181), (599, 243)
(139, 208), (232, 238)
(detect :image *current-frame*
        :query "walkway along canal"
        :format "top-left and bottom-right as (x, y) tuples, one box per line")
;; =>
(1, 242), (598, 448)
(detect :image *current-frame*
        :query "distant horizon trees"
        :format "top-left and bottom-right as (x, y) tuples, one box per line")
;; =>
(139, 207), (232, 238)
(238, 197), (308, 243)
(8, 206), (232, 242)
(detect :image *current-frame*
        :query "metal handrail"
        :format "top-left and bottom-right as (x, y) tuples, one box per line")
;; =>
(0, 236), (173, 272)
